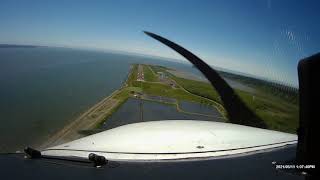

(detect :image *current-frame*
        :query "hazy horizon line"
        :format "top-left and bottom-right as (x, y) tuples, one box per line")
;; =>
(0, 43), (299, 88)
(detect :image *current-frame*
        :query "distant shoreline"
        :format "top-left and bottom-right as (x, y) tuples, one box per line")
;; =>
(0, 44), (40, 48)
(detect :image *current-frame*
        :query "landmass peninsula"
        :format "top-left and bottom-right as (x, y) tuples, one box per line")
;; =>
(40, 64), (226, 148)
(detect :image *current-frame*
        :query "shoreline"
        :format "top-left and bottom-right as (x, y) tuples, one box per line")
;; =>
(39, 89), (122, 149)
(39, 65), (136, 149)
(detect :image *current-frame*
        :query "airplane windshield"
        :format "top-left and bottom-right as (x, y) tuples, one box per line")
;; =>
(0, 0), (318, 156)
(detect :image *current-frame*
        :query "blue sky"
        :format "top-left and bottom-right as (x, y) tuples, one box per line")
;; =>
(0, 0), (319, 87)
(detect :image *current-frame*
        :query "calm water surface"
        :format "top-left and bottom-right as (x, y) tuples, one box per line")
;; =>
(101, 98), (223, 131)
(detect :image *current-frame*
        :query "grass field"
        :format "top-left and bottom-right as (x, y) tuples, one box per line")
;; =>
(149, 64), (298, 133)
(236, 89), (298, 133)
(170, 75), (222, 103)
(142, 64), (158, 82)
(140, 64), (227, 117)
